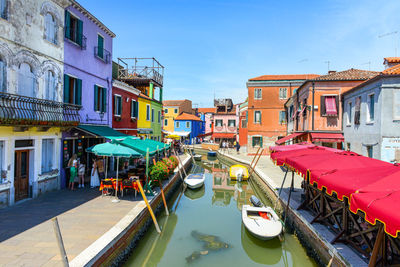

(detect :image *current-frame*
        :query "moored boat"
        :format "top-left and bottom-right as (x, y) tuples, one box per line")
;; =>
(184, 173), (206, 189)
(230, 164), (249, 181)
(194, 155), (202, 161)
(242, 205), (282, 240)
(208, 151), (217, 157)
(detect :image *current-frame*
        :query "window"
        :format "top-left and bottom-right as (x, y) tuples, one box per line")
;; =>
(146, 105), (150, 121)
(45, 13), (57, 44)
(44, 70), (56, 100)
(176, 121), (180, 128)
(164, 109), (168, 114)
(158, 111), (161, 123)
(164, 119), (168, 126)
(97, 34), (104, 59)
(186, 121), (190, 128)
(279, 111), (286, 124)
(288, 105), (293, 121)
(174, 108), (178, 114)
(0, 57), (6, 92)
(114, 95), (122, 116)
(0, 141), (4, 183)
(347, 143), (351, 151)
(279, 88), (287, 99)
(64, 11), (84, 47)
(254, 88), (262, 99)
(347, 102), (352, 125)
(0, 0), (8, 20)
(368, 94), (375, 122)
(254, 111), (261, 124)
(63, 74), (82, 105)
(252, 136), (262, 147)
(41, 139), (54, 173)
(321, 95), (338, 116)
(94, 85), (106, 112)
(228, 119), (236, 127)
(131, 100), (138, 118)
(354, 96), (361, 125)
(367, 145), (373, 158)
(215, 119), (223, 127)
(151, 108), (155, 122)
(18, 63), (36, 97)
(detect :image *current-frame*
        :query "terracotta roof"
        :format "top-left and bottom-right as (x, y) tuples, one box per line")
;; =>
(384, 57), (400, 64)
(382, 64), (400, 75)
(313, 68), (379, 81)
(163, 100), (189, 106)
(249, 74), (319, 81)
(198, 108), (216, 113)
(139, 93), (152, 101)
(175, 113), (202, 121)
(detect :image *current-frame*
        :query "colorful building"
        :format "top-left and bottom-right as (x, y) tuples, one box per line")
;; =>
(198, 107), (215, 136)
(62, 0), (117, 188)
(283, 69), (378, 149)
(246, 74), (319, 153)
(162, 99), (193, 133)
(211, 99), (238, 144)
(0, 0), (78, 206)
(174, 113), (205, 144)
(137, 93), (153, 139)
(151, 100), (163, 141)
(238, 100), (248, 148)
(343, 59), (400, 161)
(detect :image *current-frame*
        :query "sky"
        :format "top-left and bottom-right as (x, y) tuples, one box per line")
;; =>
(79, 0), (400, 107)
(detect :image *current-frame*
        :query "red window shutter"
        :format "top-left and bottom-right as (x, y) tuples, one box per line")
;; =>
(325, 96), (337, 116)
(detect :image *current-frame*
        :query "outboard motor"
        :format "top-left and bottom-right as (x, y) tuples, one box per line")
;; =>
(250, 195), (263, 207)
(236, 168), (244, 182)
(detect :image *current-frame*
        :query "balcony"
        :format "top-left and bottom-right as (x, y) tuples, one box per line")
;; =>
(117, 57), (164, 88)
(0, 92), (81, 127)
(94, 47), (111, 64)
(64, 27), (87, 50)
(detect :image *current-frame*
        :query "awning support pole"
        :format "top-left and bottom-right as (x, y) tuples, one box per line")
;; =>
(369, 224), (385, 267)
(135, 178), (161, 233)
(283, 171), (295, 227)
(112, 157), (120, 203)
(274, 168), (289, 209)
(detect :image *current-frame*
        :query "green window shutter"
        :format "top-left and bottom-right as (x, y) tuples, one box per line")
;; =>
(118, 97), (122, 115)
(75, 79), (82, 105)
(65, 11), (71, 39)
(77, 19), (83, 46)
(101, 87), (107, 113)
(252, 137), (255, 147)
(135, 101), (139, 117)
(94, 85), (98, 111)
(260, 136), (263, 147)
(97, 35), (104, 58)
(63, 74), (70, 103)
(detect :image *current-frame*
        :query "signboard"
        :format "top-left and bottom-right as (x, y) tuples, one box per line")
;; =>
(381, 137), (400, 163)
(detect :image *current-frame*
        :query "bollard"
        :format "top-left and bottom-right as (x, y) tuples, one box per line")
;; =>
(135, 179), (161, 233)
(52, 217), (69, 267)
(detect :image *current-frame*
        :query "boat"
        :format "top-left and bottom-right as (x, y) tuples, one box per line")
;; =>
(208, 151), (217, 157)
(194, 155), (202, 161)
(229, 165), (249, 181)
(184, 173), (206, 189)
(242, 205), (283, 240)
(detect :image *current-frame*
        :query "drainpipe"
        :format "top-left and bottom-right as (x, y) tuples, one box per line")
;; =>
(312, 81), (315, 131)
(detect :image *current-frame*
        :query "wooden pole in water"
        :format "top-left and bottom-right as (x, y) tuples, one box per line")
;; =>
(249, 147), (261, 169)
(52, 217), (69, 267)
(274, 168), (289, 210)
(154, 159), (169, 216)
(249, 148), (264, 177)
(174, 149), (187, 177)
(283, 171), (294, 227)
(135, 179), (161, 233)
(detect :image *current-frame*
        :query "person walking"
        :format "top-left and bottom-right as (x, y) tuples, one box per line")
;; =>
(235, 140), (241, 154)
(97, 157), (105, 180)
(78, 159), (85, 188)
(90, 158), (100, 188)
(69, 154), (77, 190)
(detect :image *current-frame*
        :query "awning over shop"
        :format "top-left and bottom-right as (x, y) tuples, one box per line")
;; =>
(275, 132), (305, 145)
(116, 137), (159, 156)
(164, 131), (190, 137)
(212, 133), (236, 139)
(77, 125), (130, 140)
(197, 132), (213, 138)
(137, 128), (153, 134)
(311, 132), (344, 143)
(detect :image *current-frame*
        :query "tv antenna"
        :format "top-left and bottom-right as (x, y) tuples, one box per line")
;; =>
(378, 31), (399, 56)
(324, 61), (331, 72)
(361, 61), (371, 71)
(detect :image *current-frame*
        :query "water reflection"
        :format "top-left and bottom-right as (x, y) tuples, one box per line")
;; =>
(184, 185), (205, 200)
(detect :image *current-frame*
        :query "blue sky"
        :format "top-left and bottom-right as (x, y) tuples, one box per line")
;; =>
(79, 0), (400, 107)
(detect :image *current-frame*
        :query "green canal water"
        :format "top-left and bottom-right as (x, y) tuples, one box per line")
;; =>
(125, 157), (317, 267)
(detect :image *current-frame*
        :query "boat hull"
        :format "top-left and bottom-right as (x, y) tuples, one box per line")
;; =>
(242, 205), (282, 240)
(208, 151), (217, 157)
(230, 165), (249, 180)
(184, 173), (205, 189)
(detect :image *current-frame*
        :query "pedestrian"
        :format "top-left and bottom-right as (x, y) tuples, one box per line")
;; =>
(78, 158), (85, 188)
(90, 157), (100, 188)
(97, 157), (105, 180)
(69, 154), (77, 190)
(236, 141), (241, 154)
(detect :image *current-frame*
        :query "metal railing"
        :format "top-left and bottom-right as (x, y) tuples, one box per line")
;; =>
(0, 92), (81, 127)
(117, 58), (164, 87)
(64, 27), (87, 50)
(94, 47), (111, 64)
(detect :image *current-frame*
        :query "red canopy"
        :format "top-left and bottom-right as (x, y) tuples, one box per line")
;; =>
(275, 133), (305, 145)
(350, 170), (400, 237)
(212, 133), (235, 139)
(269, 143), (314, 153)
(271, 146), (332, 167)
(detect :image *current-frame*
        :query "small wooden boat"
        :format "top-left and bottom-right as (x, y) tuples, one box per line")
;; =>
(184, 173), (206, 189)
(208, 151), (217, 157)
(242, 205), (282, 240)
(229, 165), (249, 181)
(194, 155), (202, 161)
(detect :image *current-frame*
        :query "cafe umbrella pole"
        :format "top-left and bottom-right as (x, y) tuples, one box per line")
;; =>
(135, 178), (161, 233)
(112, 157), (120, 203)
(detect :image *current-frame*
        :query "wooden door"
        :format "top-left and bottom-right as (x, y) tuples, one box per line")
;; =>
(14, 150), (29, 201)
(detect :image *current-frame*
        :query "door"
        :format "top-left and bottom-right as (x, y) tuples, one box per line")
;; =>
(14, 150), (29, 201)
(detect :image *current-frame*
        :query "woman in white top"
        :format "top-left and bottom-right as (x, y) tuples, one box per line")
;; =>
(90, 158), (100, 188)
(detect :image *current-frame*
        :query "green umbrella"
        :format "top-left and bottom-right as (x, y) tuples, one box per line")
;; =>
(87, 142), (142, 158)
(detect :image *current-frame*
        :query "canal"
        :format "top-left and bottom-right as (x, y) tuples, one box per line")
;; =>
(125, 156), (317, 266)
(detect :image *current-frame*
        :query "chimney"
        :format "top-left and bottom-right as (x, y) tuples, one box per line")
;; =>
(383, 57), (400, 69)
(328, 70), (337, 74)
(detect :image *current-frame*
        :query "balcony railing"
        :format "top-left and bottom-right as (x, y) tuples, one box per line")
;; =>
(117, 57), (164, 87)
(64, 27), (87, 50)
(0, 92), (81, 127)
(94, 47), (111, 64)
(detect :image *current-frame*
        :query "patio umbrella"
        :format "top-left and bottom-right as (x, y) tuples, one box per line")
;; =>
(87, 142), (142, 202)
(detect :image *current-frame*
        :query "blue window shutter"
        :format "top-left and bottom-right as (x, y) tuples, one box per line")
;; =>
(63, 74), (70, 103)
(101, 87), (107, 113)
(77, 19), (83, 46)
(75, 79), (82, 105)
(94, 85), (98, 111)
(65, 11), (71, 39)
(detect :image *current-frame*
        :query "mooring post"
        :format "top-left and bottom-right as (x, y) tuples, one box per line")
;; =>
(158, 177), (169, 216)
(135, 179), (161, 233)
(274, 168), (289, 209)
(283, 171), (295, 227)
(52, 217), (69, 267)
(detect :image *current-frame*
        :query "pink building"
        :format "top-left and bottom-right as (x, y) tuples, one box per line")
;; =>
(198, 107), (215, 135)
(211, 99), (239, 144)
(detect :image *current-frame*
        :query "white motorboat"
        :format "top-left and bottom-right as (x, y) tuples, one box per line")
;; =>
(184, 173), (205, 189)
(242, 205), (282, 240)
(194, 155), (202, 161)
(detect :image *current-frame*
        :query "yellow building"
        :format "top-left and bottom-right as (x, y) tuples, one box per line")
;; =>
(163, 100), (193, 133)
(137, 94), (153, 139)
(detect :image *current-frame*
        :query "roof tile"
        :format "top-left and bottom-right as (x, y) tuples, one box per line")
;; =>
(175, 112), (202, 121)
(382, 64), (400, 75)
(384, 57), (400, 64)
(249, 74), (320, 81)
(313, 68), (379, 81)
(197, 108), (216, 113)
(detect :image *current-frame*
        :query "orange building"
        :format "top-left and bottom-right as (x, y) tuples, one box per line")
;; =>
(246, 74), (319, 153)
(238, 101), (248, 147)
(281, 69), (379, 148)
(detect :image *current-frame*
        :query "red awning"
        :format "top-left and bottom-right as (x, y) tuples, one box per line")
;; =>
(311, 132), (344, 143)
(197, 132), (213, 138)
(350, 170), (400, 237)
(269, 142), (314, 153)
(275, 132), (305, 145)
(270, 146), (332, 167)
(325, 96), (337, 116)
(212, 133), (236, 139)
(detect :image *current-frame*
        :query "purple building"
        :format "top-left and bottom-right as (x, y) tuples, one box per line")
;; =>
(61, 0), (119, 188)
